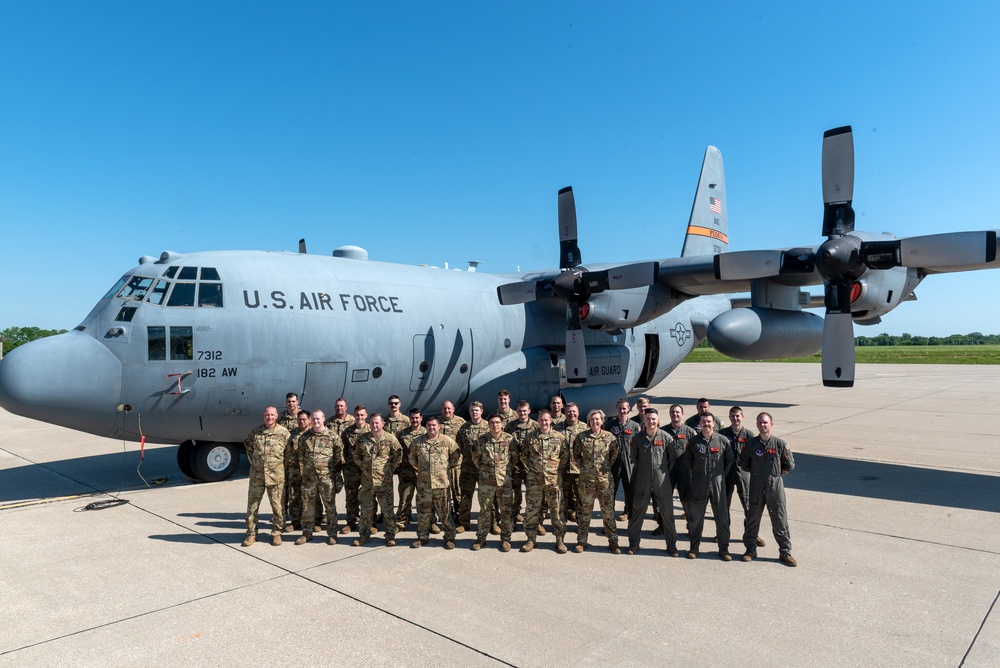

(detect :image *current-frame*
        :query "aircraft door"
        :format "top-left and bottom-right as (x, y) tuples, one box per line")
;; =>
(303, 362), (348, 412)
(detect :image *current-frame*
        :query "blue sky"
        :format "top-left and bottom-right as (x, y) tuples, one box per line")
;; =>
(2, 2), (998, 337)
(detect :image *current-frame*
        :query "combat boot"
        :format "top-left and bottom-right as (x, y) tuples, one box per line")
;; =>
(500, 540), (511, 552)
(295, 534), (312, 545)
(490, 524), (501, 535)
(537, 524), (547, 536)
(444, 540), (456, 550)
(608, 541), (621, 555)
(241, 535), (256, 547)
(339, 524), (354, 535)
(352, 535), (371, 547)
(555, 539), (567, 554)
(667, 545), (680, 557)
(520, 540), (535, 553)
(780, 553), (798, 567)
(410, 539), (423, 549)
(757, 537), (766, 547)
(574, 542), (586, 553)
(471, 540), (482, 551)
(271, 534), (282, 546)
(455, 525), (465, 534)
(327, 536), (337, 545)
(719, 550), (733, 562)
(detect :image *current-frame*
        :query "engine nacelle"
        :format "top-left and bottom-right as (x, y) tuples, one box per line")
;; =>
(707, 307), (823, 360)
(850, 266), (922, 320)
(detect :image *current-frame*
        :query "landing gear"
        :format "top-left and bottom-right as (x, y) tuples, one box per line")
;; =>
(177, 440), (240, 482)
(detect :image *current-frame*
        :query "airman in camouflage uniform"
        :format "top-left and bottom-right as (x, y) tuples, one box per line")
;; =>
(394, 408), (425, 530)
(684, 413), (734, 560)
(353, 413), (402, 546)
(284, 409), (311, 531)
(573, 409), (621, 553)
(439, 400), (466, 522)
(520, 410), (569, 553)
(408, 417), (461, 549)
(295, 410), (343, 545)
(506, 400), (538, 525)
(471, 415), (516, 551)
(557, 402), (588, 522)
(324, 397), (356, 438)
(549, 395), (566, 428)
(242, 406), (290, 547)
(338, 405), (370, 534)
(493, 390), (518, 428)
(384, 395), (409, 435)
(455, 402), (490, 532)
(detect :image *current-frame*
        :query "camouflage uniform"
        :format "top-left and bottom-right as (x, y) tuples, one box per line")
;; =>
(573, 429), (619, 547)
(557, 420), (588, 522)
(340, 421), (370, 528)
(520, 429), (569, 543)
(284, 426), (307, 528)
(551, 413), (566, 428)
(472, 431), (516, 543)
(684, 431), (734, 553)
(354, 430), (402, 539)
(409, 433), (461, 541)
(384, 413), (409, 435)
(506, 417), (538, 520)
(439, 414), (466, 516)
(299, 428), (343, 539)
(493, 408), (518, 428)
(455, 419), (490, 528)
(325, 414), (356, 438)
(244, 423), (291, 538)
(395, 425), (425, 527)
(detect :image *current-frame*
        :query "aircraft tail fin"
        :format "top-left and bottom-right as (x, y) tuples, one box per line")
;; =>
(680, 146), (729, 257)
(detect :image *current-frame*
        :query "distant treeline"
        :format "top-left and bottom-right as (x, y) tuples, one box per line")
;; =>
(1, 327), (69, 356)
(854, 332), (1000, 346)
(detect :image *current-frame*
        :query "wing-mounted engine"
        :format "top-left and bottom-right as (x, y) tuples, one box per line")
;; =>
(847, 263), (921, 323)
(579, 286), (682, 332)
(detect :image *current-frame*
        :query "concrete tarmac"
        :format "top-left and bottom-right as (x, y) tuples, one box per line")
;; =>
(1, 363), (998, 667)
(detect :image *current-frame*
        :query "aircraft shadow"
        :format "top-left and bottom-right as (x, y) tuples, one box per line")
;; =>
(0, 448), (250, 504)
(785, 453), (1000, 514)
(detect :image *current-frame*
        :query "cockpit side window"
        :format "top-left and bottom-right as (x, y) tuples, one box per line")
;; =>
(178, 267), (198, 280)
(115, 306), (138, 322)
(164, 266), (179, 279)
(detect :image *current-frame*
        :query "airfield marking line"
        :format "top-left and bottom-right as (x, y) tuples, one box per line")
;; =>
(796, 520), (1000, 556)
(960, 588), (1000, 667)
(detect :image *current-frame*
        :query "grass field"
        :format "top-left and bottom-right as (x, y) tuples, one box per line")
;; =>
(685, 345), (1000, 364)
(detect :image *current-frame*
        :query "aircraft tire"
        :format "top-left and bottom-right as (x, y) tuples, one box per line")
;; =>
(191, 441), (240, 483)
(177, 441), (196, 480)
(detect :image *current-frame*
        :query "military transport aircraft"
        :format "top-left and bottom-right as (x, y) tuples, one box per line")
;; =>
(0, 126), (996, 482)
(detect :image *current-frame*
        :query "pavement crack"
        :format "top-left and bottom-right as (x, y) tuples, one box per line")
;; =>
(960, 588), (999, 667)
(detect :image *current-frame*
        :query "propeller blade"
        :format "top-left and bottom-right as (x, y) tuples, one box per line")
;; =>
(821, 312), (855, 387)
(497, 282), (538, 305)
(587, 261), (660, 292)
(298, 238), (307, 254)
(565, 304), (587, 384)
(558, 186), (581, 269)
(714, 250), (784, 280)
(897, 231), (998, 268)
(821, 126), (856, 237)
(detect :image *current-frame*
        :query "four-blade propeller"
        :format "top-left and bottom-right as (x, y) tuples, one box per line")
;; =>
(715, 125), (997, 387)
(496, 186), (659, 383)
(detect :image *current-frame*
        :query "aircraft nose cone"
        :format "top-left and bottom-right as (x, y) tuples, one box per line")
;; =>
(0, 331), (123, 436)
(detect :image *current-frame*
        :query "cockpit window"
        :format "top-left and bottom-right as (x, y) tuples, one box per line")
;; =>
(163, 266), (179, 279)
(201, 267), (220, 281)
(178, 267), (198, 280)
(146, 279), (171, 306)
(117, 276), (155, 301)
(115, 306), (138, 322)
(166, 282), (196, 307)
(103, 275), (129, 300)
(198, 283), (224, 307)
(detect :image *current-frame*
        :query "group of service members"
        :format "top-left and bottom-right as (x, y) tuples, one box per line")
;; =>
(242, 391), (797, 566)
